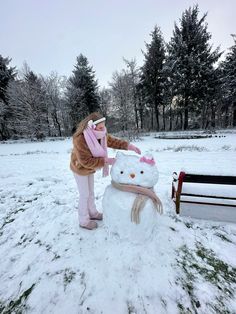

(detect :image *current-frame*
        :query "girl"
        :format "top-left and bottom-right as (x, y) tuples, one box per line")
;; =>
(70, 112), (141, 230)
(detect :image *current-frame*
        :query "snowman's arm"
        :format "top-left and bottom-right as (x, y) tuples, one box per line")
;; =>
(107, 134), (129, 150)
(73, 136), (105, 169)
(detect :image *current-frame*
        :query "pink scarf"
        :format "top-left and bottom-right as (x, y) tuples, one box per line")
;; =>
(111, 181), (163, 224)
(83, 127), (109, 177)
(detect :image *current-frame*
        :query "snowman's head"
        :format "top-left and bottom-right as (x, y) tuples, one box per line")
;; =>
(111, 152), (159, 188)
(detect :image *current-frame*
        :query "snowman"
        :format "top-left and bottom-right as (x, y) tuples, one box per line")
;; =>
(103, 152), (163, 243)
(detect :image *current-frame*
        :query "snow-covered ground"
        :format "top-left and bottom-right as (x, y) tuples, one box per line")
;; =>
(0, 130), (236, 314)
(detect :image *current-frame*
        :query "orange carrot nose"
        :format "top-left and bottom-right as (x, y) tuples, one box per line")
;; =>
(130, 173), (135, 178)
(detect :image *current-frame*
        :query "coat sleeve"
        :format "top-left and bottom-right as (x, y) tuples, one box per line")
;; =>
(107, 134), (129, 150)
(73, 135), (105, 170)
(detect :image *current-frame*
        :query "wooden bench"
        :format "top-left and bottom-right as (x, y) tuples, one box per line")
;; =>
(172, 172), (236, 223)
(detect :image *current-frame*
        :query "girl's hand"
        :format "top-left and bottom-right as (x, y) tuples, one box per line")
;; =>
(128, 143), (141, 155)
(104, 157), (116, 165)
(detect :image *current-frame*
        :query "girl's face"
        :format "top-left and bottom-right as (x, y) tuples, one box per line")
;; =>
(95, 122), (105, 131)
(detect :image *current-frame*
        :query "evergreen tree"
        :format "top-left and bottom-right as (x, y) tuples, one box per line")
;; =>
(220, 35), (236, 127)
(0, 55), (16, 140)
(66, 54), (100, 130)
(141, 26), (166, 131)
(167, 5), (221, 129)
(0, 55), (16, 103)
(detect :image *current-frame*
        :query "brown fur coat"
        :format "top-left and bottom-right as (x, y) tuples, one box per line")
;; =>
(70, 133), (129, 176)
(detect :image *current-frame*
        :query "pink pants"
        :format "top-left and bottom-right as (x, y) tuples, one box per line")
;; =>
(74, 173), (98, 225)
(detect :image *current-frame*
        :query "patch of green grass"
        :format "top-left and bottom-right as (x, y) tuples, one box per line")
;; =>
(221, 145), (231, 151)
(172, 215), (182, 223)
(177, 302), (192, 314)
(34, 238), (61, 262)
(176, 246), (199, 314)
(63, 268), (76, 290)
(214, 233), (233, 243)
(46, 244), (52, 251)
(184, 222), (193, 229)
(177, 243), (236, 314)
(2, 217), (15, 228)
(126, 301), (136, 314)
(195, 243), (236, 292)
(34, 239), (43, 246)
(15, 233), (35, 247)
(0, 205), (28, 236)
(174, 145), (207, 152)
(0, 284), (35, 314)
(160, 297), (167, 309)
(52, 253), (61, 261)
(25, 197), (38, 203)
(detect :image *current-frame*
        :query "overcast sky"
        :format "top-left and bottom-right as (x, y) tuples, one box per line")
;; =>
(1, 0), (235, 87)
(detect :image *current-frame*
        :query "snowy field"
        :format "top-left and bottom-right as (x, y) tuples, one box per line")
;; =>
(0, 130), (236, 314)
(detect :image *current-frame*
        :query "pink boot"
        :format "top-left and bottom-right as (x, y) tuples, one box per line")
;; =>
(90, 212), (103, 221)
(80, 220), (97, 230)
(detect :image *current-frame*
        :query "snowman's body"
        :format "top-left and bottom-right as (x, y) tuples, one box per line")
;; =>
(103, 153), (161, 243)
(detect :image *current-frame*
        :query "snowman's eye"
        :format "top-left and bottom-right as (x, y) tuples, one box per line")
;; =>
(140, 171), (144, 174)
(120, 171), (124, 174)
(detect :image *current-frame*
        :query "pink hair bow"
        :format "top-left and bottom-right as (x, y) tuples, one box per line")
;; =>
(139, 156), (156, 166)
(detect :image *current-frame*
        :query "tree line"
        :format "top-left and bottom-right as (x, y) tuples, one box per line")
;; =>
(0, 5), (235, 140)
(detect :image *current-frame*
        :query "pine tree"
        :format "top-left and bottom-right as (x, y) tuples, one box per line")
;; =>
(141, 26), (166, 131)
(66, 54), (100, 129)
(220, 35), (236, 127)
(167, 5), (221, 129)
(0, 55), (16, 140)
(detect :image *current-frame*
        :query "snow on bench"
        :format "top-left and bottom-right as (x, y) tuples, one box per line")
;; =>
(172, 172), (236, 223)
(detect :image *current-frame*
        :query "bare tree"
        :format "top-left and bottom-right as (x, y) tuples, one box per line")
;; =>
(99, 87), (112, 118)
(123, 58), (140, 130)
(109, 70), (135, 131)
(7, 64), (48, 139)
(41, 72), (68, 136)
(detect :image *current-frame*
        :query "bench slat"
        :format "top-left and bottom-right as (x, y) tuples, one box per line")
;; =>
(182, 182), (236, 198)
(183, 174), (236, 185)
(182, 193), (236, 201)
(180, 200), (236, 208)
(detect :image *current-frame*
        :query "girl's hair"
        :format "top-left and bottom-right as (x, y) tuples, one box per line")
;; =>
(73, 112), (104, 137)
